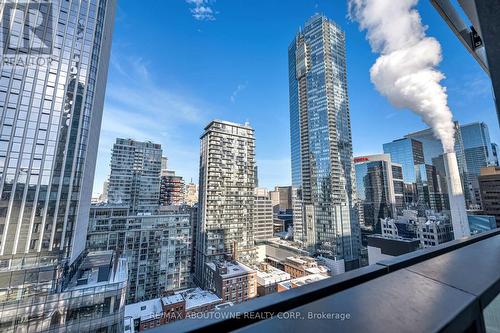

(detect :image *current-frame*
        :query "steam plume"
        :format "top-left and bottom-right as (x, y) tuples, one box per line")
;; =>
(349, 0), (456, 152)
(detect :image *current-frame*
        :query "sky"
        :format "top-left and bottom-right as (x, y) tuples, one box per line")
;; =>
(92, 0), (500, 196)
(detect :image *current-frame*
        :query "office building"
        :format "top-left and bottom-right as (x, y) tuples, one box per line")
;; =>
(288, 14), (359, 266)
(99, 178), (110, 203)
(492, 143), (499, 166)
(87, 204), (192, 303)
(460, 123), (496, 204)
(405, 123), (474, 207)
(478, 166), (500, 227)
(354, 154), (399, 233)
(161, 156), (168, 176)
(254, 188), (274, 241)
(195, 120), (256, 287)
(0, 0), (117, 331)
(468, 214), (497, 235)
(160, 170), (186, 206)
(108, 139), (162, 213)
(205, 260), (257, 304)
(384, 138), (445, 213)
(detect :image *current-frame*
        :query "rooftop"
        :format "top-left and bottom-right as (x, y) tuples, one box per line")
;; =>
(206, 260), (255, 278)
(125, 298), (163, 322)
(175, 288), (222, 310)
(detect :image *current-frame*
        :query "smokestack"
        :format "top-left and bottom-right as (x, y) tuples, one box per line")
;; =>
(443, 152), (470, 239)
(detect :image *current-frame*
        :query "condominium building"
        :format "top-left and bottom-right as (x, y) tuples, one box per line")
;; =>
(288, 14), (359, 267)
(254, 188), (274, 241)
(184, 182), (198, 206)
(0, 0), (118, 331)
(87, 204), (192, 303)
(195, 120), (256, 287)
(160, 170), (186, 206)
(107, 139), (162, 214)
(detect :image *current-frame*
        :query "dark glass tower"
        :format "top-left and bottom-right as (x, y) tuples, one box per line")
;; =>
(288, 14), (359, 266)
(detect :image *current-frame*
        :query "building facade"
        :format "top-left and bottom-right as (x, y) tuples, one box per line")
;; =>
(478, 166), (500, 227)
(87, 204), (192, 304)
(195, 120), (256, 287)
(460, 122), (496, 205)
(0, 0), (118, 331)
(354, 154), (399, 233)
(107, 139), (162, 214)
(160, 170), (185, 206)
(288, 14), (359, 266)
(205, 260), (257, 304)
(254, 188), (274, 241)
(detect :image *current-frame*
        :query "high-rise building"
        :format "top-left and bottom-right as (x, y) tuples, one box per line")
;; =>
(0, 0), (123, 331)
(108, 138), (162, 213)
(492, 143), (499, 166)
(405, 123), (474, 207)
(288, 14), (359, 267)
(478, 166), (500, 227)
(383, 138), (445, 212)
(161, 156), (168, 176)
(383, 138), (425, 183)
(460, 122), (496, 205)
(87, 204), (192, 303)
(354, 154), (398, 233)
(160, 170), (185, 206)
(195, 120), (256, 287)
(99, 178), (110, 203)
(254, 188), (274, 241)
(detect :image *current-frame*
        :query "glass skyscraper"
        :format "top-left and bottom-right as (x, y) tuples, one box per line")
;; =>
(0, 0), (122, 331)
(383, 138), (425, 183)
(288, 14), (359, 267)
(461, 122), (496, 205)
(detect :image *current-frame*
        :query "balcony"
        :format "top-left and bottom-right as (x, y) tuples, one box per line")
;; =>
(157, 229), (500, 333)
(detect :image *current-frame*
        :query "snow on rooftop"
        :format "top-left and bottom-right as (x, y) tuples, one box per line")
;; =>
(206, 260), (255, 278)
(161, 293), (184, 306)
(125, 298), (163, 321)
(175, 287), (222, 310)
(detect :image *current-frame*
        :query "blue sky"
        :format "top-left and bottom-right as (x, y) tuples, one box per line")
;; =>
(92, 0), (499, 195)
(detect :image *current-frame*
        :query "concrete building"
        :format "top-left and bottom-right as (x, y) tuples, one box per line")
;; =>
(255, 263), (291, 296)
(289, 14), (359, 266)
(277, 274), (329, 292)
(108, 139), (162, 214)
(87, 204), (192, 303)
(195, 120), (256, 287)
(160, 170), (185, 206)
(205, 260), (257, 304)
(254, 188), (274, 241)
(479, 166), (500, 226)
(0, 0), (117, 331)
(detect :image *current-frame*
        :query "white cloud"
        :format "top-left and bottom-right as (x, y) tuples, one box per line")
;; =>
(230, 82), (247, 103)
(186, 0), (217, 21)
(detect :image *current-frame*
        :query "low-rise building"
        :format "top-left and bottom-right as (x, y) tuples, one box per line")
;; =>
(277, 274), (329, 292)
(205, 260), (257, 304)
(282, 256), (330, 278)
(255, 263), (291, 296)
(125, 288), (221, 332)
(367, 235), (421, 265)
